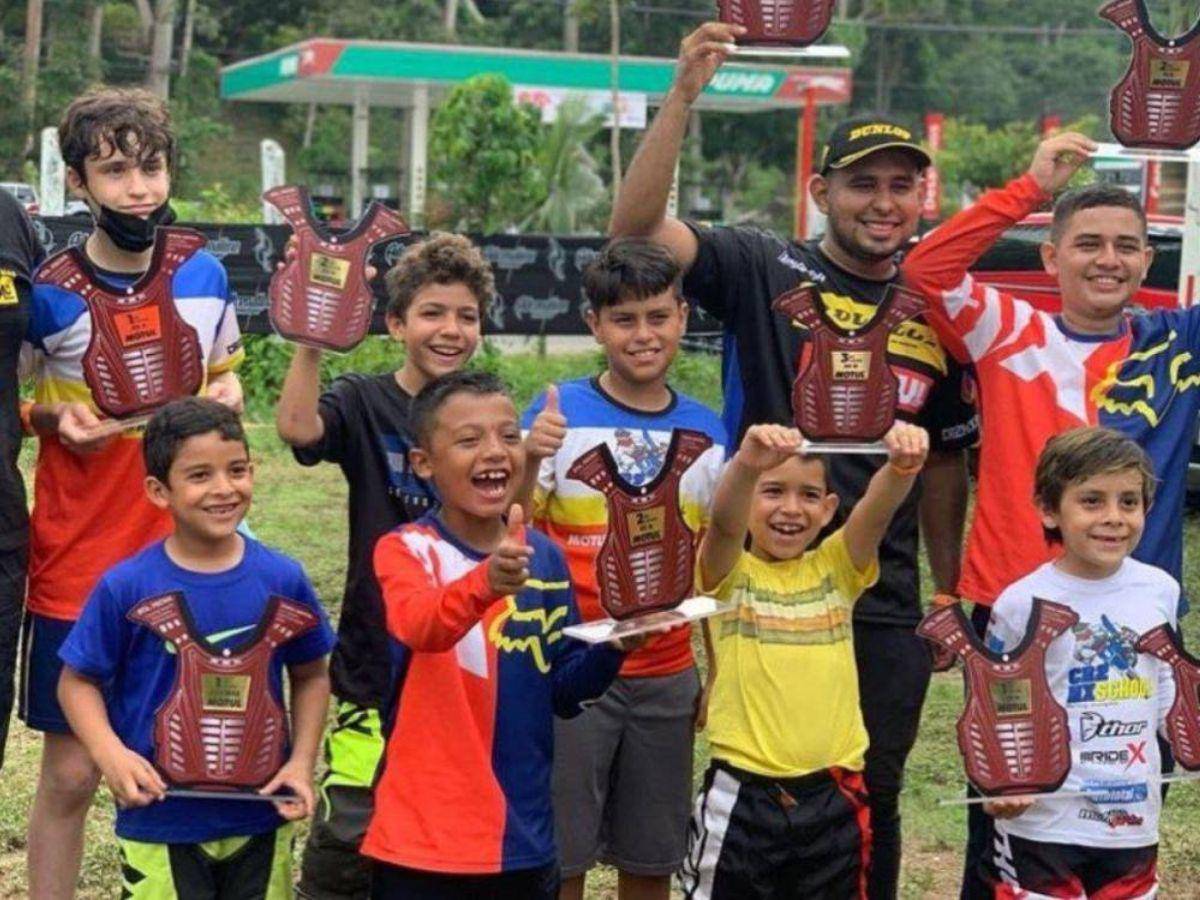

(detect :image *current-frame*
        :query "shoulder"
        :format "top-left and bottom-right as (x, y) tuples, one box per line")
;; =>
(173, 249), (231, 299)
(668, 393), (728, 446)
(96, 542), (172, 603)
(992, 567), (1046, 617)
(1121, 558), (1179, 602)
(243, 539), (309, 587)
(324, 371), (377, 404)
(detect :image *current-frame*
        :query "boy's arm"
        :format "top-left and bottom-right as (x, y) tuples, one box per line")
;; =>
(695, 619), (717, 731)
(374, 509), (531, 652)
(550, 636), (624, 719)
(205, 369), (244, 414)
(843, 424), (929, 573)
(919, 449), (969, 594)
(276, 346), (326, 447)
(58, 666), (166, 807)
(901, 133), (1095, 361)
(258, 656), (330, 819)
(516, 385), (565, 520)
(697, 424), (801, 592)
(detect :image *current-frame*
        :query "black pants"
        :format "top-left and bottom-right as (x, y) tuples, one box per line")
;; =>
(0, 542), (26, 771)
(853, 620), (933, 900)
(959, 603), (994, 900)
(369, 861), (559, 900)
(983, 830), (1157, 896)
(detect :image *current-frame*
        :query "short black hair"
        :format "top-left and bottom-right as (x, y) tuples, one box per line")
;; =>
(143, 398), (249, 483)
(1051, 184), (1147, 244)
(583, 238), (682, 311)
(409, 370), (511, 450)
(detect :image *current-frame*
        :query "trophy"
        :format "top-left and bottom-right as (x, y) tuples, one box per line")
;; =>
(718, 0), (837, 58)
(917, 598), (1077, 797)
(1136, 624), (1200, 770)
(561, 429), (732, 643)
(263, 185), (409, 352)
(128, 592), (320, 800)
(35, 227), (207, 436)
(773, 283), (926, 454)
(1101, 0), (1200, 150)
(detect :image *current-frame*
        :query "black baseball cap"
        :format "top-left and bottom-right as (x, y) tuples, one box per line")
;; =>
(819, 116), (933, 175)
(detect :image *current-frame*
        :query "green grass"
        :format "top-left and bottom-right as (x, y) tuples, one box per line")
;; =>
(4, 352), (1200, 897)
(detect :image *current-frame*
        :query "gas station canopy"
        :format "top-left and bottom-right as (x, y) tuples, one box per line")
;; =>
(219, 38), (852, 224)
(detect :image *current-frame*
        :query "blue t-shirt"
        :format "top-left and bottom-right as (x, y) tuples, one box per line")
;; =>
(59, 538), (336, 843)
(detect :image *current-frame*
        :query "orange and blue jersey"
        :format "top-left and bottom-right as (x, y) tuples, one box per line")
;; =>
(23, 249), (243, 621)
(903, 173), (1200, 608)
(363, 515), (622, 874)
(521, 377), (726, 677)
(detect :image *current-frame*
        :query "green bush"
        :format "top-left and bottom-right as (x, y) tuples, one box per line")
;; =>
(239, 335), (722, 421)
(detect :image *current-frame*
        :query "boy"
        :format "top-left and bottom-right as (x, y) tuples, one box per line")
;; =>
(980, 426), (1174, 898)
(679, 420), (928, 899)
(362, 370), (628, 898)
(57, 397), (335, 898)
(900, 133), (1197, 895)
(611, 24), (979, 894)
(21, 86), (244, 899)
(521, 237), (727, 900)
(276, 232), (492, 899)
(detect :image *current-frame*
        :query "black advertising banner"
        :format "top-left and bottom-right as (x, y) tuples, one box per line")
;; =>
(32, 218), (720, 338)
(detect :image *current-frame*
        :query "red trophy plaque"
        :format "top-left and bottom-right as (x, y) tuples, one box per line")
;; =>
(718, 0), (835, 48)
(917, 598), (1077, 797)
(36, 227), (206, 431)
(1101, 0), (1200, 150)
(264, 185), (409, 352)
(1136, 623), (1200, 770)
(129, 592), (320, 794)
(562, 429), (731, 643)
(773, 283), (926, 453)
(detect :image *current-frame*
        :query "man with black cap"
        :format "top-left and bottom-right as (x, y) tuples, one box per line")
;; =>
(611, 21), (978, 899)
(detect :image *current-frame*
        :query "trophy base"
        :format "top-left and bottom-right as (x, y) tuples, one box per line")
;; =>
(166, 788), (299, 803)
(85, 414), (153, 440)
(1094, 141), (1200, 163)
(720, 42), (850, 60)
(563, 596), (733, 644)
(799, 439), (888, 455)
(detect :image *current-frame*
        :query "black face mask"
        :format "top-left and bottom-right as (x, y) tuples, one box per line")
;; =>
(94, 200), (177, 253)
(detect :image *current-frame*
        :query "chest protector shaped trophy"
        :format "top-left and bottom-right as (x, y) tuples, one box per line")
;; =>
(35, 227), (206, 421)
(772, 284), (926, 446)
(718, 0), (835, 47)
(567, 429), (713, 620)
(264, 185), (409, 352)
(918, 598), (1077, 796)
(1135, 624), (1200, 770)
(129, 592), (320, 790)
(1100, 0), (1200, 150)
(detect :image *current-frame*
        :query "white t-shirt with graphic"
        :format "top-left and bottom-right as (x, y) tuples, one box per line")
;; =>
(986, 558), (1178, 848)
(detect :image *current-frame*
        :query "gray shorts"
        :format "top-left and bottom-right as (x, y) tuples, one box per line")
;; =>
(552, 667), (700, 878)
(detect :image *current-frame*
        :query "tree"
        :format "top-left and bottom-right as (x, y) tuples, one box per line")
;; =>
(145, 0), (177, 98)
(524, 96), (607, 234)
(427, 74), (544, 232)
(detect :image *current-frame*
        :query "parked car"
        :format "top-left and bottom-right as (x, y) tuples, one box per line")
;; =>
(0, 182), (39, 215)
(63, 199), (90, 217)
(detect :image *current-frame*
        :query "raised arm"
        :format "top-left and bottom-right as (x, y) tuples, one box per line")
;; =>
(843, 423), (929, 572)
(275, 346), (326, 447)
(610, 21), (744, 270)
(697, 424), (803, 591)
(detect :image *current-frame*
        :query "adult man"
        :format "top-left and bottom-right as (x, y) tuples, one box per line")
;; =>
(610, 21), (978, 899)
(0, 187), (37, 772)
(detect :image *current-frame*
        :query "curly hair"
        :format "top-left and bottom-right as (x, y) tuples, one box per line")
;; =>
(384, 232), (495, 319)
(58, 86), (176, 179)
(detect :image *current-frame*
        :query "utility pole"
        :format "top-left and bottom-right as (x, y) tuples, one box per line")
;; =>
(564, 0), (580, 52)
(610, 0), (621, 203)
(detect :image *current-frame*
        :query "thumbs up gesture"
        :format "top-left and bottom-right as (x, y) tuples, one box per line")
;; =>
(488, 504), (534, 595)
(525, 384), (567, 461)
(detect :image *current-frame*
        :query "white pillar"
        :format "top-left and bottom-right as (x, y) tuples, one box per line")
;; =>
(350, 89), (369, 218)
(1181, 148), (1200, 308)
(39, 127), (64, 216)
(260, 139), (286, 224)
(409, 85), (429, 228)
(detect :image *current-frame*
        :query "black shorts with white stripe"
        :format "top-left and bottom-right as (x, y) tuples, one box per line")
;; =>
(678, 760), (871, 900)
(985, 827), (1157, 899)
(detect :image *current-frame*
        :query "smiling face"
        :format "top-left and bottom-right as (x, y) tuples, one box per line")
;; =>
(1041, 206), (1153, 334)
(1041, 468), (1146, 579)
(145, 431), (252, 544)
(67, 137), (170, 217)
(585, 289), (687, 389)
(410, 391), (525, 524)
(747, 456), (838, 563)
(812, 150), (923, 266)
(388, 282), (482, 390)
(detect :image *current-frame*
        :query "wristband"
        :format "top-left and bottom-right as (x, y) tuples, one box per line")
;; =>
(18, 399), (34, 437)
(932, 592), (960, 609)
(888, 460), (922, 477)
